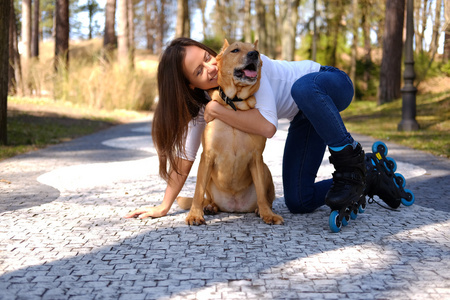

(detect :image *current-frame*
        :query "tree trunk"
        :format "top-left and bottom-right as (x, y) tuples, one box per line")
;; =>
(428, 0), (442, 56)
(361, 0), (372, 85)
(117, 0), (129, 68)
(21, 0), (32, 60)
(244, 0), (252, 43)
(324, 0), (343, 66)
(443, 0), (449, 61)
(156, 0), (165, 54)
(8, 0), (23, 95)
(267, 0), (277, 58)
(176, 0), (190, 38)
(0, 0), (10, 145)
(127, 0), (135, 68)
(198, 0), (207, 40)
(55, 0), (69, 70)
(280, 0), (300, 61)
(349, 0), (358, 93)
(104, 0), (117, 55)
(378, 0), (404, 105)
(311, 0), (317, 61)
(416, 0), (429, 54)
(31, 0), (39, 58)
(144, 0), (153, 51)
(255, 0), (267, 54)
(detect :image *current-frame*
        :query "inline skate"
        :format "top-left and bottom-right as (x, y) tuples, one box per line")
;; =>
(325, 143), (366, 233)
(327, 141), (415, 233)
(364, 141), (415, 208)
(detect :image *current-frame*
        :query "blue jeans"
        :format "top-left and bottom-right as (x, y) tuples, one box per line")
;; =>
(283, 66), (355, 213)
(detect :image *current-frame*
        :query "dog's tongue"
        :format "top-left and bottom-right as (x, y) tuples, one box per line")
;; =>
(243, 69), (257, 78)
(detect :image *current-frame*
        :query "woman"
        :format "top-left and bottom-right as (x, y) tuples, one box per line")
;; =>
(124, 37), (402, 221)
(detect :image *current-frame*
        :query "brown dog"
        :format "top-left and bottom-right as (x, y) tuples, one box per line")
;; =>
(183, 40), (283, 225)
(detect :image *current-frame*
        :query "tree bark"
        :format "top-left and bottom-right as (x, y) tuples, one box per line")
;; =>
(378, 0), (405, 104)
(104, 0), (117, 54)
(176, 0), (190, 38)
(8, 0), (23, 95)
(21, 0), (32, 60)
(444, 0), (449, 61)
(117, 0), (129, 68)
(311, 0), (317, 61)
(0, 0), (10, 145)
(255, 0), (267, 54)
(127, 0), (135, 67)
(267, 0), (277, 58)
(197, 0), (208, 40)
(244, 0), (252, 43)
(349, 0), (358, 92)
(31, 0), (39, 58)
(55, 0), (69, 70)
(428, 0), (442, 56)
(156, 0), (165, 54)
(361, 0), (372, 85)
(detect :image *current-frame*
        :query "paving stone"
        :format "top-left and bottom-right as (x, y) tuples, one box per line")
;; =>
(1, 119), (449, 299)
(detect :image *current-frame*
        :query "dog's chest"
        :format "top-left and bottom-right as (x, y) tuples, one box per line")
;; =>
(203, 120), (264, 157)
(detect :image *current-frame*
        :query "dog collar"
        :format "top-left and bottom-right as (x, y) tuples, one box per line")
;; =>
(218, 87), (243, 111)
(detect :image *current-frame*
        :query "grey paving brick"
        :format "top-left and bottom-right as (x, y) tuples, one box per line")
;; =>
(1, 119), (449, 299)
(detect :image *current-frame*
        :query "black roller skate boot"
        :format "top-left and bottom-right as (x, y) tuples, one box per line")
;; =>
(325, 143), (366, 233)
(364, 141), (415, 209)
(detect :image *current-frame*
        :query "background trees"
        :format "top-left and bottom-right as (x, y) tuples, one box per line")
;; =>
(4, 0), (449, 103)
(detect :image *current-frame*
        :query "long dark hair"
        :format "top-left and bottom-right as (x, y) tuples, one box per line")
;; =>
(152, 38), (217, 181)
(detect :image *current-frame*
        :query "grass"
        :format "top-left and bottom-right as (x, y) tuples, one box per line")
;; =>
(0, 97), (150, 161)
(342, 91), (450, 158)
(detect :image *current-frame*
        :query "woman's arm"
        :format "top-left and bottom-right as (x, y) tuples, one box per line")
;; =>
(204, 100), (277, 138)
(124, 158), (194, 219)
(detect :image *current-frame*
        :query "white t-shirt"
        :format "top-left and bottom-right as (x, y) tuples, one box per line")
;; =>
(180, 55), (321, 161)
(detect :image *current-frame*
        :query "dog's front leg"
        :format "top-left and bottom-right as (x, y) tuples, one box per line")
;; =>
(250, 156), (284, 225)
(186, 153), (213, 225)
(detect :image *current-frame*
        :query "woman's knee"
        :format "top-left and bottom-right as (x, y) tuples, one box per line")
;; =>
(284, 189), (319, 214)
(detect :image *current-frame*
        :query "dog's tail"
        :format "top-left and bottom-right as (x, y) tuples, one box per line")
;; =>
(176, 197), (193, 210)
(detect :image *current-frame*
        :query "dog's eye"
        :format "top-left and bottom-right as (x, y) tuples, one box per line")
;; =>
(231, 49), (239, 53)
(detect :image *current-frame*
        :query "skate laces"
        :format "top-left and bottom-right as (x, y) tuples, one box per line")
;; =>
(367, 197), (399, 211)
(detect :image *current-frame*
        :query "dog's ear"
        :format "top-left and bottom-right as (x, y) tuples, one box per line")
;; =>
(253, 40), (259, 50)
(222, 39), (230, 51)
(216, 39), (229, 62)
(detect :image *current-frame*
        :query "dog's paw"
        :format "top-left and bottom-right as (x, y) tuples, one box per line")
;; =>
(261, 214), (284, 225)
(185, 214), (206, 226)
(203, 203), (219, 215)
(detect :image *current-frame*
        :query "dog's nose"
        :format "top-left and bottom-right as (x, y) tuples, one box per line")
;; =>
(247, 51), (259, 59)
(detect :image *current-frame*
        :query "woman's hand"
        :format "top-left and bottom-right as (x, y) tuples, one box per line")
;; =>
(124, 204), (169, 219)
(204, 100), (223, 123)
(204, 102), (276, 138)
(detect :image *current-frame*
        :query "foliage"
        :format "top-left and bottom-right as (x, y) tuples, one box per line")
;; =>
(442, 61), (450, 77)
(202, 36), (226, 54)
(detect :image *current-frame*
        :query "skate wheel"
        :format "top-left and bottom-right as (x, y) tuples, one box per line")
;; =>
(342, 214), (349, 226)
(394, 173), (406, 188)
(358, 203), (366, 214)
(372, 141), (388, 156)
(350, 210), (358, 220)
(401, 189), (415, 206)
(385, 157), (397, 172)
(329, 210), (342, 233)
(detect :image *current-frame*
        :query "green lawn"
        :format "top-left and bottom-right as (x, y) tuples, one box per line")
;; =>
(0, 97), (150, 161)
(342, 91), (450, 158)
